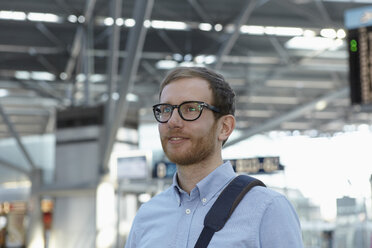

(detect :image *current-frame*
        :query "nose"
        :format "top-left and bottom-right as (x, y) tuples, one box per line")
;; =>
(167, 107), (183, 128)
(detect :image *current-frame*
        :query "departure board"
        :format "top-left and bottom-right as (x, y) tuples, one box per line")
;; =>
(345, 6), (372, 105)
(348, 26), (372, 105)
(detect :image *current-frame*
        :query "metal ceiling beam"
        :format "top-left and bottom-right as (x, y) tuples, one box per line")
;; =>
(105, 0), (123, 127)
(64, 0), (97, 80)
(314, 0), (334, 27)
(36, 23), (66, 48)
(54, 0), (78, 15)
(82, 16), (95, 105)
(214, 0), (269, 70)
(0, 157), (30, 177)
(0, 103), (37, 170)
(187, 0), (213, 24)
(0, 45), (62, 54)
(101, 0), (154, 173)
(268, 36), (290, 64)
(156, 30), (183, 54)
(16, 80), (64, 103)
(278, 0), (328, 27)
(224, 87), (349, 147)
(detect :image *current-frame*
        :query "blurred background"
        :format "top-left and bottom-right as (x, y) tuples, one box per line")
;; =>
(0, 0), (372, 247)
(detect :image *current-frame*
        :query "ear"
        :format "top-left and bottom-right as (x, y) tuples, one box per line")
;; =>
(217, 115), (235, 143)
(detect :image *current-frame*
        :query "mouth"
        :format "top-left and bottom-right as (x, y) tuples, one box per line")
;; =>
(168, 136), (189, 144)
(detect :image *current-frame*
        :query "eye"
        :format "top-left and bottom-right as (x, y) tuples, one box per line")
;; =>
(159, 105), (172, 113)
(183, 103), (199, 112)
(187, 106), (197, 112)
(163, 106), (172, 113)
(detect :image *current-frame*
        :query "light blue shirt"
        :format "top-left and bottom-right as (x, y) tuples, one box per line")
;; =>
(125, 162), (304, 248)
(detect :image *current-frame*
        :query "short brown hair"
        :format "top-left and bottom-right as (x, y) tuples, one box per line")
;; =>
(159, 67), (235, 118)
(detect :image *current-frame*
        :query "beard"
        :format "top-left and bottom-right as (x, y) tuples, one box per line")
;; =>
(161, 122), (218, 166)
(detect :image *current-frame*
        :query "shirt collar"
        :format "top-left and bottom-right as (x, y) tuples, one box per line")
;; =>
(196, 161), (236, 205)
(171, 161), (236, 206)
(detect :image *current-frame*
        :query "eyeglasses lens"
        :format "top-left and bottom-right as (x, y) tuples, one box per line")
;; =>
(154, 102), (203, 122)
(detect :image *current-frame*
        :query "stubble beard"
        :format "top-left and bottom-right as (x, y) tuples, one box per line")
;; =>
(161, 124), (218, 166)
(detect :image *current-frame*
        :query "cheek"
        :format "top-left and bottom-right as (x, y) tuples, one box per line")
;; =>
(158, 124), (169, 138)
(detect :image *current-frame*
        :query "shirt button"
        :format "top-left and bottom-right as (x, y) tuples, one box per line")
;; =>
(202, 198), (207, 203)
(185, 209), (191, 214)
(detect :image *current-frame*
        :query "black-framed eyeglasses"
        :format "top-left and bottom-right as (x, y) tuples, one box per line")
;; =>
(152, 101), (220, 123)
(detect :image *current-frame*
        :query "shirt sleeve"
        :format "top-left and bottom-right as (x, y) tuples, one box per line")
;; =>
(259, 195), (304, 248)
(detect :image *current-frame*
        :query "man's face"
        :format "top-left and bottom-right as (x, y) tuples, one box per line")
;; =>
(158, 77), (219, 166)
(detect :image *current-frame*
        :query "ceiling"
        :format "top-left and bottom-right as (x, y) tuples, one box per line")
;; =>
(0, 0), (372, 160)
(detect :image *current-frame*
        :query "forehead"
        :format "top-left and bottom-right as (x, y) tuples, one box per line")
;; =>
(160, 77), (212, 104)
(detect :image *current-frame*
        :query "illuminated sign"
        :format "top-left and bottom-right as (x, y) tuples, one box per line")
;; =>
(152, 156), (283, 178)
(230, 157), (284, 174)
(153, 162), (177, 179)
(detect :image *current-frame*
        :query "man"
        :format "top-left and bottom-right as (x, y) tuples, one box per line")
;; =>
(125, 67), (303, 248)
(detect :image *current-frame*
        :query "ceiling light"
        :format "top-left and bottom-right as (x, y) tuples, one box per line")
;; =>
(0, 89), (9, 98)
(76, 73), (86, 82)
(59, 72), (68, 80)
(179, 61), (198, 67)
(77, 15), (85, 23)
(125, 18), (135, 27)
(194, 55), (204, 64)
(2, 180), (31, 188)
(320, 28), (337, 39)
(315, 100), (328, 111)
(151, 20), (187, 30)
(156, 60), (178, 69)
(285, 36), (341, 50)
(337, 29), (346, 39)
(240, 25), (265, 35)
(144, 20), (151, 28)
(15, 71), (30, 80)
(214, 24), (223, 32)
(104, 17), (114, 26)
(0, 10), (26, 21)
(172, 53), (183, 61)
(225, 24), (235, 33)
(67, 15), (77, 23)
(126, 93), (139, 102)
(265, 26), (303, 36)
(115, 18), (124, 26)
(90, 74), (106, 83)
(303, 29), (316, 37)
(204, 55), (216, 64)
(27, 12), (61, 23)
(199, 23), (212, 31)
(31, 71), (56, 81)
(184, 54), (193, 62)
(112, 92), (120, 100)
(194, 55), (216, 65)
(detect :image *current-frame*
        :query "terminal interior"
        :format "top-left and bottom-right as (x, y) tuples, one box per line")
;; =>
(0, 0), (372, 247)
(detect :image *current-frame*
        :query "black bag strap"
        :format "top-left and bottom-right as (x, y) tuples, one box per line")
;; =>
(194, 175), (266, 248)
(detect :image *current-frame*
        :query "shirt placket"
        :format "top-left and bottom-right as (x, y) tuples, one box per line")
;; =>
(174, 194), (199, 248)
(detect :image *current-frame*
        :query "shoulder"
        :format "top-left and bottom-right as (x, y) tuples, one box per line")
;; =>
(243, 185), (288, 207)
(134, 186), (175, 219)
(237, 185), (300, 223)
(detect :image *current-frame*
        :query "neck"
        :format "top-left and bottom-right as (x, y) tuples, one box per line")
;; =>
(176, 154), (223, 194)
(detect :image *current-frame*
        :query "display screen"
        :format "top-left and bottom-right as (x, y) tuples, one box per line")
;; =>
(117, 155), (148, 180)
